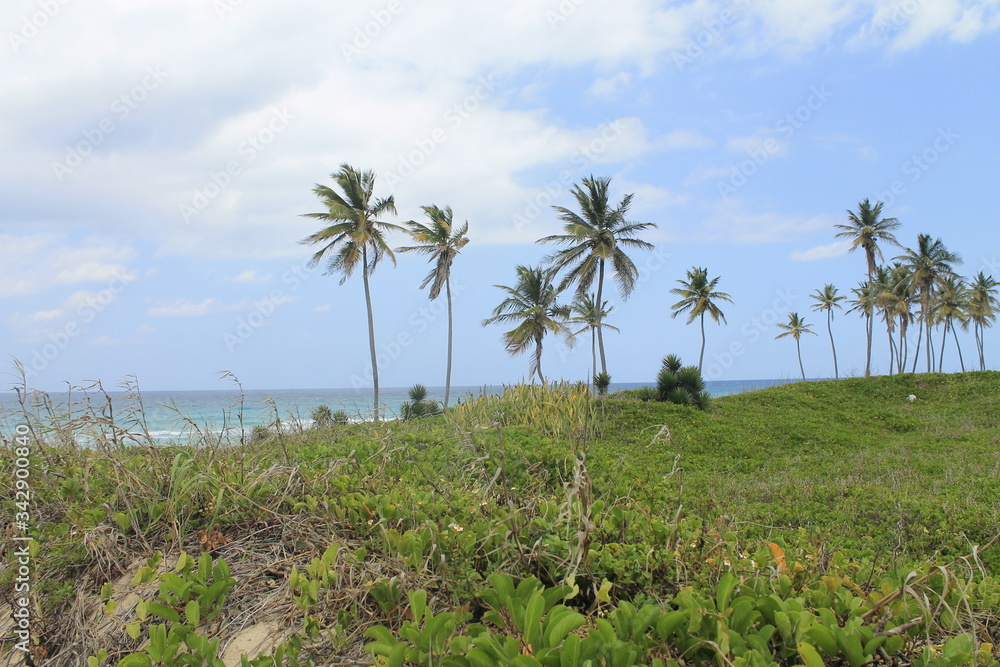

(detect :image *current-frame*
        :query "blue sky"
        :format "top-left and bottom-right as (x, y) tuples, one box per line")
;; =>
(2, 0), (998, 392)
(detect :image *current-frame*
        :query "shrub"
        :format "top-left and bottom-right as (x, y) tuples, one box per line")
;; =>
(400, 384), (442, 420)
(310, 404), (334, 428)
(656, 354), (710, 409)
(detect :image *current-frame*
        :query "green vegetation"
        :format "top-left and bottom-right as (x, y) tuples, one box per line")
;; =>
(655, 354), (710, 410)
(3, 373), (999, 665)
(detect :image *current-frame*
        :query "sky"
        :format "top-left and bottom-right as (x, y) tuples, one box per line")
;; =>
(2, 0), (998, 392)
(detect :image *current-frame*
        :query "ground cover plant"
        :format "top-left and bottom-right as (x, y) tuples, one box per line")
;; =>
(1, 373), (999, 665)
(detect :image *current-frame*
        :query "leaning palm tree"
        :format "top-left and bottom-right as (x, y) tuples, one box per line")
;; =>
(568, 293), (619, 389)
(967, 272), (999, 370)
(834, 199), (901, 377)
(300, 164), (403, 421)
(669, 267), (733, 372)
(809, 284), (846, 379)
(934, 276), (970, 372)
(482, 265), (571, 384)
(537, 175), (656, 376)
(775, 312), (817, 381)
(397, 204), (470, 409)
(895, 234), (961, 373)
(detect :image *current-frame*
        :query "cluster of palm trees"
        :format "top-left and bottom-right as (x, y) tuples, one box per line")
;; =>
(300, 166), (997, 415)
(484, 175), (657, 387)
(781, 199), (998, 381)
(299, 164), (469, 421)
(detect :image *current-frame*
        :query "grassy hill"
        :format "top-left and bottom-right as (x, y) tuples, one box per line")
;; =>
(2, 372), (998, 665)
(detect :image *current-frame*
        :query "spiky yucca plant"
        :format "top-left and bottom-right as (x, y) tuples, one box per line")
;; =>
(656, 354), (710, 409)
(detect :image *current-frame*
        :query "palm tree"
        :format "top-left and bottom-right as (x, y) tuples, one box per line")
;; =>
(934, 276), (970, 372)
(537, 175), (656, 377)
(300, 164), (402, 421)
(669, 267), (733, 372)
(397, 204), (470, 409)
(568, 293), (619, 389)
(882, 263), (915, 374)
(482, 265), (571, 383)
(834, 199), (901, 377)
(775, 312), (817, 381)
(848, 280), (878, 372)
(895, 234), (961, 373)
(809, 284), (846, 379)
(968, 272), (999, 370)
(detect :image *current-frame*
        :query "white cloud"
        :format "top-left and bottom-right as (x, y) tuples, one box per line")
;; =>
(147, 298), (228, 317)
(0, 234), (136, 297)
(226, 270), (272, 284)
(587, 73), (632, 99)
(656, 129), (714, 150)
(790, 240), (853, 262)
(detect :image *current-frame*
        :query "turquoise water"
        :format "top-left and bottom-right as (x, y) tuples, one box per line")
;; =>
(0, 379), (794, 442)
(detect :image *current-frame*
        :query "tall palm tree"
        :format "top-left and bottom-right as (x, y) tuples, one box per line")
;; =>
(848, 280), (878, 372)
(669, 267), (733, 372)
(809, 284), (846, 379)
(300, 164), (402, 421)
(834, 199), (901, 377)
(482, 265), (571, 383)
(968, 272), (999, 370)
(775, 312), (817, 381)
(934, 276), (970, 372)
(397, 204), (470, 409)
(895, 234), (961, 373)
(883, 263), (915, 374)
(568, 293), (619, 388)
(537, 175), (656, 377)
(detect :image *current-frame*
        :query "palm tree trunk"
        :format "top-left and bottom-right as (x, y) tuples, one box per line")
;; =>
(590, 326), (597, 388)
(864, 311), (873, 377)
(827, 310), (839, 380)
(698, 311), (707, 372)
(976, 322), (985, 370)
(535, 336), (545, 384)
(911, 316), (923, 373)
(796, 338), (806, 381)
(361, 246), (380, 422)
(897, 320), (907, 375)
(444, 276), (453, 409)
(927, 321), (935, 373)
(924, 293), (932, 373)
(951, 320), (965, 372)
(938, 320), (947, 371)
(596, 261), (608, 376)
(886, 323), (896, 376)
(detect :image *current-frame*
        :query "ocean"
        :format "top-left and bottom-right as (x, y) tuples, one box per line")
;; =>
(0, 379), (794, 443)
